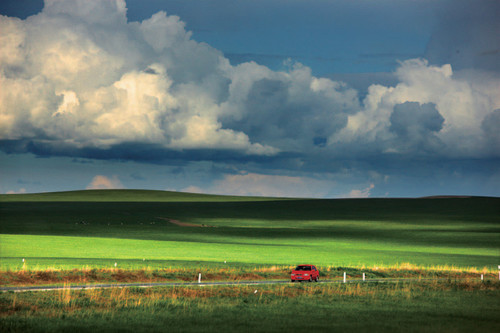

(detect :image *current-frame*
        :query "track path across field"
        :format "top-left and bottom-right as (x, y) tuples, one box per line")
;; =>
(1, 277), (476, 293)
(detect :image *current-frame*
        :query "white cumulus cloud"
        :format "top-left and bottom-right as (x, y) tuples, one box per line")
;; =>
(6, 188), (27, 195)
(346, 183), (375, 198)
(0, 0), (498, 164)
(0, 0), (279, 155)
(190, 172), (336, 198)
(333, 59), (500, 157)
(86, 175), (124, 190)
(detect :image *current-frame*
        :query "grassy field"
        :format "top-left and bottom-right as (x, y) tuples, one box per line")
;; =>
(1, 280), (499, 332)
(1, 190), (499, 331)
(1, 190), (499, 271)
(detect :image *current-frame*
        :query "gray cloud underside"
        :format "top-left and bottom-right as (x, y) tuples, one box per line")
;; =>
(0, 0), (499, 171)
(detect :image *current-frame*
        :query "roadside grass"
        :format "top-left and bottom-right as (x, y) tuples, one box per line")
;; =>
(1, 280), (499, 332)
(1, 264), (495, 287)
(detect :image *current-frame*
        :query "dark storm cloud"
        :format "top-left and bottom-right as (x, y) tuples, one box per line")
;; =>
(425, 0), (500, 71)
(481, 109), (500, 151)
(389, 102), (445, 153)
(0, 139), (288, 166)
(221, 76), (355, 151)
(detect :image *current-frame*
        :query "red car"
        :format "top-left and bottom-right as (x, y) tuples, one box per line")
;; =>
(291, 264), (319, 282)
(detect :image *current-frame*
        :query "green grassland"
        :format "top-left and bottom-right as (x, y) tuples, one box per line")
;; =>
(1, 190), (499, 332)
(1, 281), (499, 332)
(0, 190), (499, 271)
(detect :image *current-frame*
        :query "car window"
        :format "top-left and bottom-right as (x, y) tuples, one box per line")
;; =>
(295, 265), (311, 271)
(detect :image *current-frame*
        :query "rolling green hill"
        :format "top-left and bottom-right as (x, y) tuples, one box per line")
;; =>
(1, 190), (499, 270)
(0, 189), (283, 202)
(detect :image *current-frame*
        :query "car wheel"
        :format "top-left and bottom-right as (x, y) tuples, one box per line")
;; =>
(309, 276), (313, 282)
(291, 279), (294, 283)
(315, 276), (319, 282)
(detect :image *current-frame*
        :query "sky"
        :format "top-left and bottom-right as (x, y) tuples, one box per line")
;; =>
(0, 0), (499, 198)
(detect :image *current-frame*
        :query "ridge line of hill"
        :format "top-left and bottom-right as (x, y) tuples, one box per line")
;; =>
(0, 189), (497, 202)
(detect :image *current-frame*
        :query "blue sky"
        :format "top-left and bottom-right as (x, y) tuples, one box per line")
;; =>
(0, 0), (499, 197)
(127, 0), (433, 74)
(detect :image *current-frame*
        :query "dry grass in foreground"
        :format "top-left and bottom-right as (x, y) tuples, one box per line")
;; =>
(1, 280), (499, 333)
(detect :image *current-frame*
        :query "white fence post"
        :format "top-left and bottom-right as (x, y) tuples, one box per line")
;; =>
(481, 274), (483, 281)
(363, 273), (365, 281)
(343, 272), (346, 283)
(198, 273), (201, 283)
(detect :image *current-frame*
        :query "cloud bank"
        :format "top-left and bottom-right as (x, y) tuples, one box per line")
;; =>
(184, 172), (336, 198)
(0, 0), (499, 178)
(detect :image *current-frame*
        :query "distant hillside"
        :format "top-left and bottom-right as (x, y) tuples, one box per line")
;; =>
(0, 189), (285, 202)
(1, 189), (497, 203)
(1, 191), (499, 269)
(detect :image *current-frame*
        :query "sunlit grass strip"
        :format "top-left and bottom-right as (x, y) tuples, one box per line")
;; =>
(2, 233), (498, 272)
